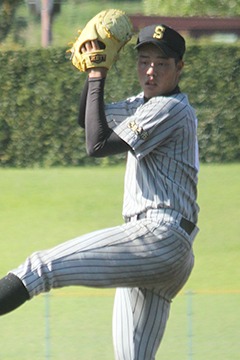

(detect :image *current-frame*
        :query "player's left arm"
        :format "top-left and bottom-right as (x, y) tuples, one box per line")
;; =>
(78, 78), (88, 128)
(85, 74), (131, 157)
(69, 9), (133, 156)
(77, 40), (130, 157)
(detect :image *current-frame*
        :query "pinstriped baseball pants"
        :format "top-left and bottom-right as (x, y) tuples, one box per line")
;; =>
(11, 218), (195, 360)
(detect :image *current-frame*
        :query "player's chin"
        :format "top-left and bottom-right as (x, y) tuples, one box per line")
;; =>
(143, 84), (162, 99)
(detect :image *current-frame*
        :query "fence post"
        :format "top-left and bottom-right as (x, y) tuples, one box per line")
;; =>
(186, 290), (194, 360)
(45, 293), (51, 359)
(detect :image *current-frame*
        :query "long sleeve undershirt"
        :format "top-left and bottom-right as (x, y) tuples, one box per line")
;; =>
(78, 77), (130, 157)
(78, 78), (88, 129)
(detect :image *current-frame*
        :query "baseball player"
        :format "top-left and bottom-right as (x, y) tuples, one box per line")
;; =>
(0, 12), (199, 360)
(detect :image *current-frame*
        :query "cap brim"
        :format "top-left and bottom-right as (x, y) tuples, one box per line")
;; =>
(135, 40), (179, 58)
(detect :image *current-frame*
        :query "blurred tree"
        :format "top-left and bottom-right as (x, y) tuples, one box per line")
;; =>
(27, 0), (62, 46)
(143, 0), (240, 16)
(0, 0), (26, 43)
(27, 0), (61, 18)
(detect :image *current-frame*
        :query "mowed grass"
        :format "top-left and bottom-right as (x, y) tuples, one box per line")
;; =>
(0, 164), (239, 359)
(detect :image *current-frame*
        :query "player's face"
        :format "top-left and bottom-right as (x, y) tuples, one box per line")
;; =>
(137, 44), (184, 99)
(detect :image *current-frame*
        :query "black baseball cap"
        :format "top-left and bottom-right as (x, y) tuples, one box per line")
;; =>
(135, 24), (186, 59)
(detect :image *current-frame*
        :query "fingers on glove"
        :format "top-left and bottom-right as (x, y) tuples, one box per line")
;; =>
(81, 40), (105, 53)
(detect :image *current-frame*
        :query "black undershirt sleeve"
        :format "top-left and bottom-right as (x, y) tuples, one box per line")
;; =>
(84, 77), (131, 157)
(78, 78), (88, 128)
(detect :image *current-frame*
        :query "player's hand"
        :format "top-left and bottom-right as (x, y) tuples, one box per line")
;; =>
(81, 40), (108, 78)
(80, 40), (100, 53)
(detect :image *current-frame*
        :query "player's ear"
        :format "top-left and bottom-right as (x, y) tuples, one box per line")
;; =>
(176, 60), (184, 72)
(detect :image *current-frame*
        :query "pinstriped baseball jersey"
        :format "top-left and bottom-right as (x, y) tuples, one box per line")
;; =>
(105, 91), (199, 223)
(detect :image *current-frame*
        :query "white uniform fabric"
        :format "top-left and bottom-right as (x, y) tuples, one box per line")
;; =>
(105, 91), (199, 222)
(11, 90), (199, 360)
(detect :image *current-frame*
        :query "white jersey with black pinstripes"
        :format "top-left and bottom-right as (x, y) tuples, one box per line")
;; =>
(105, 91), (199, 224)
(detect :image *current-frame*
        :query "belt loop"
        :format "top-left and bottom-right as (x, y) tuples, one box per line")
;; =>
(179, 217), (195, 236)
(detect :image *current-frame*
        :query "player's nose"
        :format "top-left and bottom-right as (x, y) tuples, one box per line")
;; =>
(146, 63), (156, 76)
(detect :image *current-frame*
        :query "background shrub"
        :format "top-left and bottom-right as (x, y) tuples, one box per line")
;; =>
(0, 43), (239, 167)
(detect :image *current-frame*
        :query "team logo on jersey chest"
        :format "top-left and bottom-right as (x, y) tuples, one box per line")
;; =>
(128, 121), (149, 140)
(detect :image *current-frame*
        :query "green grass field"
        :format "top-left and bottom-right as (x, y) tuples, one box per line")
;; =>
(0, 164), (239, 359)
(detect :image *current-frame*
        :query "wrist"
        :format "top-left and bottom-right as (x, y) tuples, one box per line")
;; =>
(87, 67), (108, 79)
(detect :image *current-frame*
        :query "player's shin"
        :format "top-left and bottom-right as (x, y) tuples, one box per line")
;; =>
(0, 273), (30, 316)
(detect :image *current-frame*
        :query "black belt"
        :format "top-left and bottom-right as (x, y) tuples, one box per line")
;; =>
(125, 213), (195, 235)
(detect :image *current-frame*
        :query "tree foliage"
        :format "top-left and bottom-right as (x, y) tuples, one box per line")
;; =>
(143, 0), (240, 17)
(0, 0), (25, 43)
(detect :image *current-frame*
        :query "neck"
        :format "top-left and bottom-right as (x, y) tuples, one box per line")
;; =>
(144, 85), (181, 102)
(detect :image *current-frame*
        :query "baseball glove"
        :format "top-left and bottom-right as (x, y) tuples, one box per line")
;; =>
(68, 9), (133, 72)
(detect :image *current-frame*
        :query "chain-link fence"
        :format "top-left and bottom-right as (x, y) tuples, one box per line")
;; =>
(1, 289), (239, 359)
